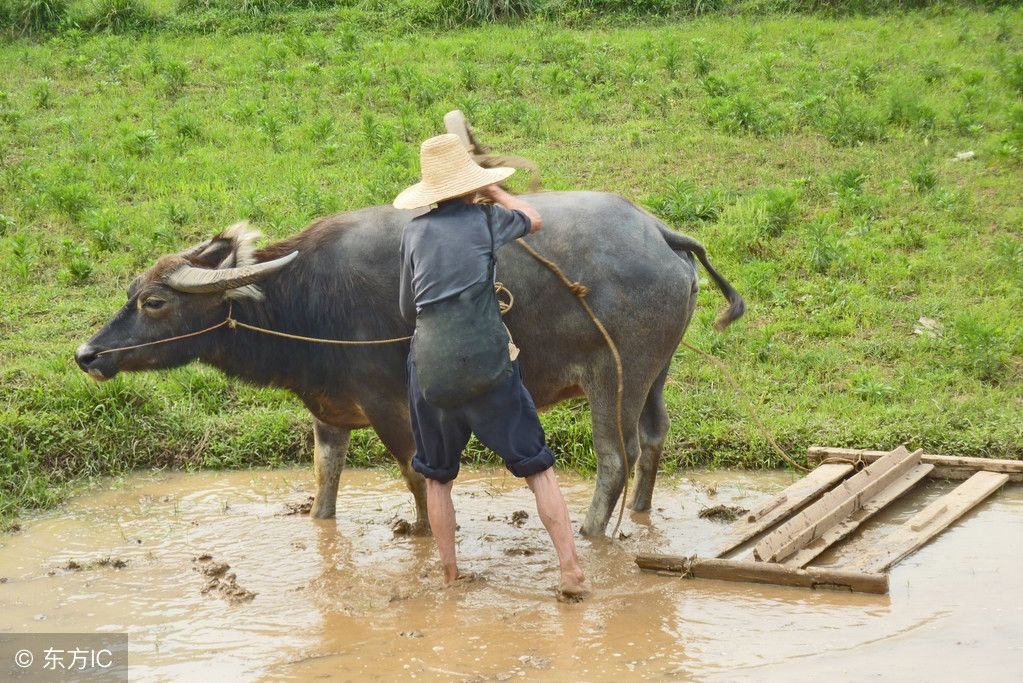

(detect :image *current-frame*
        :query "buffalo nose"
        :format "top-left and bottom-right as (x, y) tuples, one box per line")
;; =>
(75, 343), (99, 369)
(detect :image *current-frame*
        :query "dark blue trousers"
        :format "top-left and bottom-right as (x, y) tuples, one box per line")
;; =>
(407, 353), (555, 484)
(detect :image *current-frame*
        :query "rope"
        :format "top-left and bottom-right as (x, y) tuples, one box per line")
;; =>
(679, 340), (810, 473)
(95, 285), (521, 357)
(96, 316), (235, 356)
(515, 240), (632, 538)
(226, 319), (412, 345)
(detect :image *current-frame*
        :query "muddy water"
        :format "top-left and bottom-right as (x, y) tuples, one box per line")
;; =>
(1, 467), (1021, 681)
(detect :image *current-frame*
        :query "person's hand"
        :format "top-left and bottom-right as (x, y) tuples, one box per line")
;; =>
(480, 184), (504, 200)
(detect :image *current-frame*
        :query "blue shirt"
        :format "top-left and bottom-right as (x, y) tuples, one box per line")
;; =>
(399, 199), (531, 323)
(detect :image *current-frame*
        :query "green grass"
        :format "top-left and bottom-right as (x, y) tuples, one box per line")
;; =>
(2, 4), (1022, 525)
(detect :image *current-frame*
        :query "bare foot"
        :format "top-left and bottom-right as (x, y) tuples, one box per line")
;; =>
(557, 571), (590, 602)
(444, 571), (481, 588)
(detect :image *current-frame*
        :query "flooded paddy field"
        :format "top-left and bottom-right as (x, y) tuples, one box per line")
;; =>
(1, 466), (1020, 681)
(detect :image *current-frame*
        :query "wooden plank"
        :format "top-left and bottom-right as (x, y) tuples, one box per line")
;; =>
(636, 554), (889, 595)
(807, 446), (1023, 482)
(754, 447), (923, 563)
(851, 471), (1010, 574)
(708, 463), (854, 557)
(783, 463), (934, 568)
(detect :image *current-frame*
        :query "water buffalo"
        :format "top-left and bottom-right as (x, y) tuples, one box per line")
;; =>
(76, 191), (743, 536)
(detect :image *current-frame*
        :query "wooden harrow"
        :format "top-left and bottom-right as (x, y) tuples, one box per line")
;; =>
(636, 445), (1019, 595)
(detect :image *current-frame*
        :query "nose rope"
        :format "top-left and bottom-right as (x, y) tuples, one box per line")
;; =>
(93, 286), (518, 357)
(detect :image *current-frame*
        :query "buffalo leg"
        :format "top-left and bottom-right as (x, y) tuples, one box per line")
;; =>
(364, 406), (430, 535)
(311, 417), (350, 519)
(630, 364), (671, 513)
(581, 388), (643, 537)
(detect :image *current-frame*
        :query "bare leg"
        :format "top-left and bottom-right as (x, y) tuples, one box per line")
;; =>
(426, 479), (458, 584)
(525, 468), (589, 598)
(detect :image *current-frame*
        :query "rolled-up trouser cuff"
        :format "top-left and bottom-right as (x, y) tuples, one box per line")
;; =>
(412, 455), (459, 484)
(506, 445), (555, 478)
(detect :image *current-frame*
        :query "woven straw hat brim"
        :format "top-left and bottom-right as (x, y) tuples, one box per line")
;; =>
(393, 165), (515, 210)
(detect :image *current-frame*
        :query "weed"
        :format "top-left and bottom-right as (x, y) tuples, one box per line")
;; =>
(161, 60), (189, 97)
(164, 201), (191, 227)
(949, 315), (1011, 383)
(805, 221), (845, 273)
(909, 159), (937, 193)
(850, 369), (896, 403)
(31, 79), (53, 109)
(825, 95), (885, 146)
(761, 186), (800, 236)
(921, 59), (945, 85)
(707, 92), (769, 136)
(309, 114), (334, 143)
(439, 0), (537, 26)
(994, 237), (1023, 276)
(887, 86), (936, 133)
(86, 210), (119, 252)
(0, 213), (13, 236)
(125, 128), (158, 157)
(646, 178), (726, 226)
(60, 240), (93, 285)
(850, 61), (876, 93)
(47, 181), (94, 219)
(259, 114), (284, 151)
(692, 39), (712, 78)
(9, 233), (34, 279)
(170, 109), (201, 140)
(830, 166), (866, 195)
(1003, 53), (1023, 97)
(81, 0), (159, 33)
(2, 0), (69, 36)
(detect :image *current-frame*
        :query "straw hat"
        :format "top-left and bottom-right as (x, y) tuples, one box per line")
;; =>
(393, 134), (515, 210)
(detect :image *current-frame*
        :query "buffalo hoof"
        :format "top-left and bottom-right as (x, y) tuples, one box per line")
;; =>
(310, 499), (336, 520)
(629, 497), (652, 514)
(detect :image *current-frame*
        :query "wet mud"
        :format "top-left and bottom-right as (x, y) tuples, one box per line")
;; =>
(1, 466), (1021, 680)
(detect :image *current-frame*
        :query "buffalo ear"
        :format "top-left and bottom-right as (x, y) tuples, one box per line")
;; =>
(188, 239), (235, 268)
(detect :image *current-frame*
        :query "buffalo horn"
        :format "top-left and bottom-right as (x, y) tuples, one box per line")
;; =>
(166, 251), (299, 293)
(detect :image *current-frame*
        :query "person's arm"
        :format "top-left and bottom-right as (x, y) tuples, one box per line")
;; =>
(480, 184), (542, 234)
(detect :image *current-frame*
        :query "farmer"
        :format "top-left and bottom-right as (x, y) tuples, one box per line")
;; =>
(394, 134), (589, 599)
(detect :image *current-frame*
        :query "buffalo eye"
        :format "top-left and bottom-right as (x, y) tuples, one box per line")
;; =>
(142, 298), (166, 311)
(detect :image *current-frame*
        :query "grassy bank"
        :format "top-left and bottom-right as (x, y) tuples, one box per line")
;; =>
(1, 5), (1022, 525)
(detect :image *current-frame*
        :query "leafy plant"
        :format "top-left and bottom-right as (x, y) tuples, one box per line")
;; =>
(80, 0), (159, 32)
(887, 86), (936, 133)
(438, 0), (537, 26)
(850, 370), (896, 403)
(805, 221), (845, 273)
(31, 79), (54, 109)
(850, 61), (876, 93)
(161, 60), (189, 98)
(2, 0), (69, 36)
(646, 178), (726, 226)
(949, 315), (1011, 384)
(825, 96), (885, 146)
(87, 210), (119, 252)
(692, 39), (713, 78)
(909, 159), (937, 193)
(60, 240), (93, 285)
(125, 128), (158, 157)
(47, 181), (94, 219)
